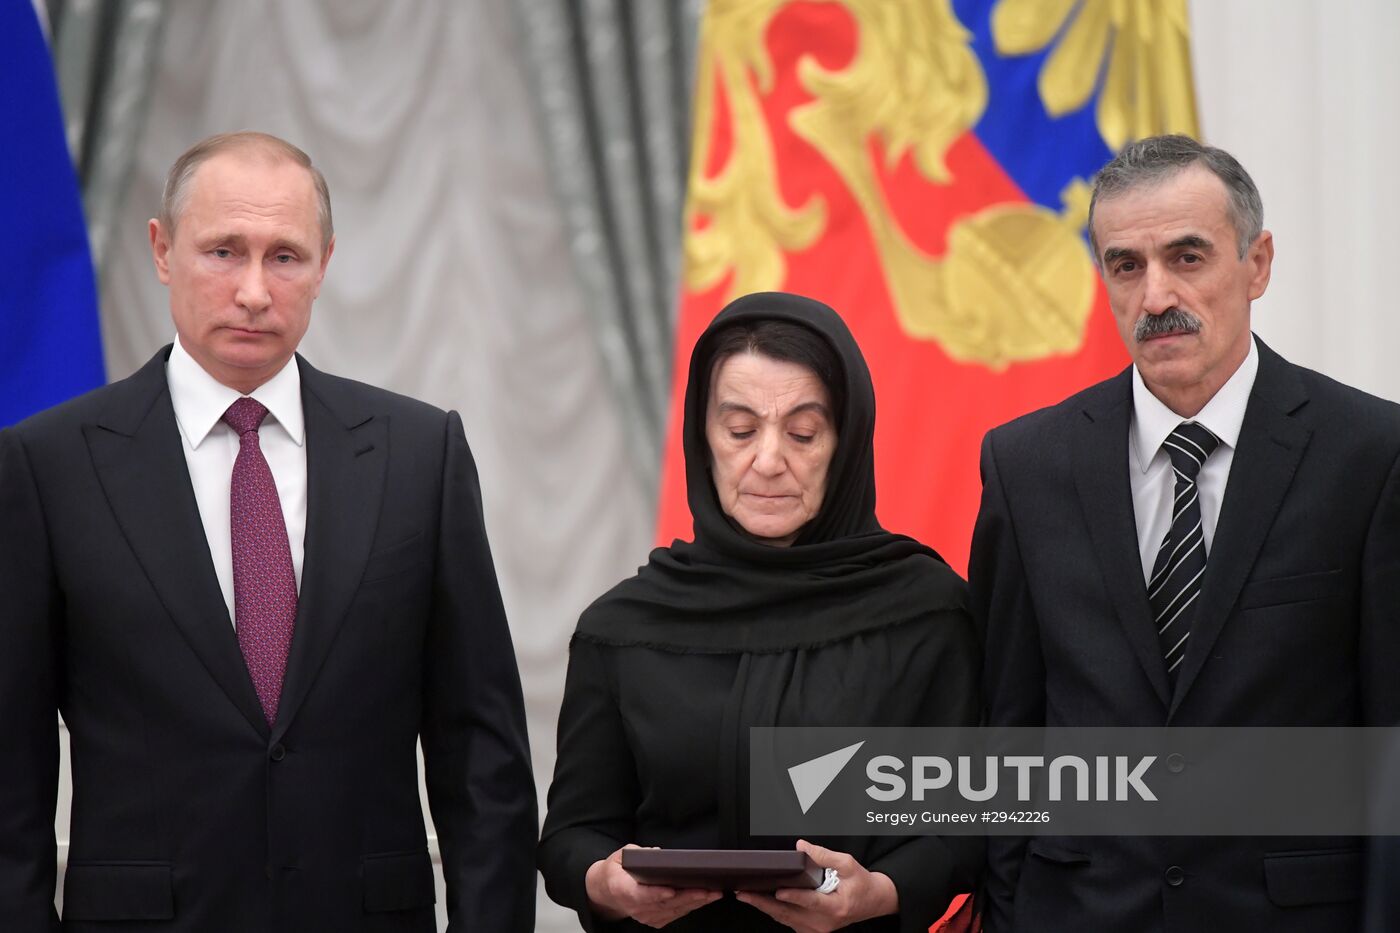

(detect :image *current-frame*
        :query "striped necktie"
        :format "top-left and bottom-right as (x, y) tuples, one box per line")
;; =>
(1149, 421), (1222, 684)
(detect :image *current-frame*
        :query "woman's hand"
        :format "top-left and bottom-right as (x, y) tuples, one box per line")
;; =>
(585, 845), (722, 928)
(734, 840), (899, 932)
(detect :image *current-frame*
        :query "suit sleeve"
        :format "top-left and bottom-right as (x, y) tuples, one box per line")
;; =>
(421, 411), (537, 933)
(536, 636), (637, 932)
(968, 431), (1046, 933)
(1360, 444), (1400, 725)
(0, 428), (61, 932)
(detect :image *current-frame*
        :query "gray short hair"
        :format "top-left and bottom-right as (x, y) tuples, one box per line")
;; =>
(159, 131), (333, 251)
(1088, 134), (1263, 262)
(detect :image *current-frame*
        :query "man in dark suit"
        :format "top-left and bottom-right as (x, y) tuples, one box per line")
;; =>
(971, 134), (1400, 931)
(0, 132), (537, 931)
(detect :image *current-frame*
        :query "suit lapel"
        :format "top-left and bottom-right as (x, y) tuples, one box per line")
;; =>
(272, 357), (386, 742)
(1170, 342), (1311, 714)
(85, 349), (269, 737)
(1071, 370), (1172, 710)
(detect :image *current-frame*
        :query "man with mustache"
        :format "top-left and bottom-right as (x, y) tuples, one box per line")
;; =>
(0, 132), (536, 931)
(970, 135), (1400, 931)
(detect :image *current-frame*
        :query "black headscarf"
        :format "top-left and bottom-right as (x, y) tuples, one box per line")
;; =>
(578, 292), (965, 652)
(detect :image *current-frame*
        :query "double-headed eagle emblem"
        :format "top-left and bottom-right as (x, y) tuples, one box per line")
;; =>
(684, 0), (1198, 369)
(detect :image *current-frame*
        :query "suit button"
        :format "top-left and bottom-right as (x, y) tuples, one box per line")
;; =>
(1165, 865), (1185, 887)
(1166, 753), (1186, 774)
(269, 743), (286, 762)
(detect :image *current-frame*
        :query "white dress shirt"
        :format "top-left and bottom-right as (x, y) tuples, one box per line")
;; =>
(166, 338), (307, 626)
(1129, 336), (1259, 583)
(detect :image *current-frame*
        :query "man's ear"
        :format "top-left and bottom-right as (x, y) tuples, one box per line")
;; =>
(1246, 230), (1273, 301)
(312, 234), (335, 298)
(150, 219), (173, 285)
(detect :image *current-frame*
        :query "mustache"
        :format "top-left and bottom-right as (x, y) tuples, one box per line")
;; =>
(1134, 308), (1202, 342)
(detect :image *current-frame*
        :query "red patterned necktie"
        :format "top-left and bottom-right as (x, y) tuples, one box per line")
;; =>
(223, 397), (297, 725)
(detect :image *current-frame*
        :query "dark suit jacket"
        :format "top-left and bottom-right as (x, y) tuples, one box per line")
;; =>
(0, 348), (537, 932)
(969, 338), (1400, 933)
(1365, 735), (1400, 932)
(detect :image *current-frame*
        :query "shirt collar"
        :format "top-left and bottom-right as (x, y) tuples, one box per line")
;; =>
(1130, 334), (1258, 473)
(166, 338), (305, 449)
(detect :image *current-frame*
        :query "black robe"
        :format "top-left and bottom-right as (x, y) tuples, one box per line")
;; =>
(538, 293), (983, 931)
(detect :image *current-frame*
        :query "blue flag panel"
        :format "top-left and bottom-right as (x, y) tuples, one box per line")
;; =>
(1, 0), (105, 426)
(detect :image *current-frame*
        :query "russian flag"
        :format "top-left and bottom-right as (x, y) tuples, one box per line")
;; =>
(660, 0), (1198, 576)
(1, 0), (105, 426)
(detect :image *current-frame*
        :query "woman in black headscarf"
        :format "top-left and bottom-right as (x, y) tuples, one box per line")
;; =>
(539, 292), (981, 931)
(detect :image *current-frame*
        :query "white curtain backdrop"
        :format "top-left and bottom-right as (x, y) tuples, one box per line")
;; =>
(58, 1), (1400, 930)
